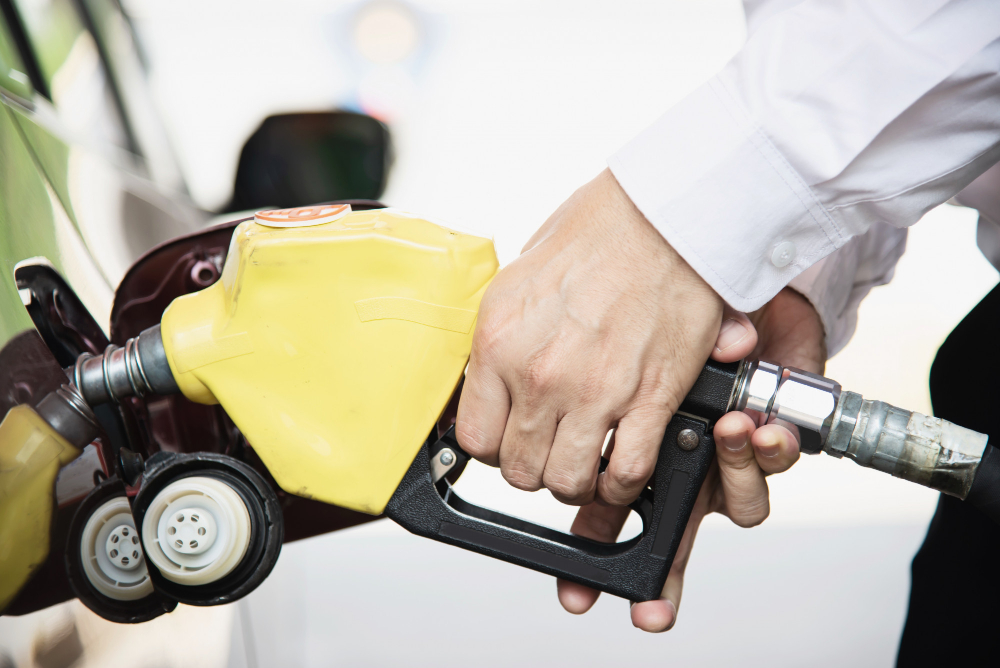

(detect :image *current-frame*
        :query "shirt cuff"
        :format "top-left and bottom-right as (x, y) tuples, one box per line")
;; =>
(786, 256), (850, 358)
(787, 223), (907, 357)
(608, 75), (847, 312)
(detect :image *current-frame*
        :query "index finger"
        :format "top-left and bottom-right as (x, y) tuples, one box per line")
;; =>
(455, 354), (511, 467)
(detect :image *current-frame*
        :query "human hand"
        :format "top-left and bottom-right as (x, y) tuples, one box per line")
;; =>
(557, 287), (827, 631)
(456, 168), (724, 509)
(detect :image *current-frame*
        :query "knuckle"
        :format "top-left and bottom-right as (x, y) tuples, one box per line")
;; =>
(721, 453), (759, 474)
(624, 385), (679, 429)
(501, 461), (544, 492)
(576, 360), (617, 407)
(472, 320), (507, 362)
(521, 351), (561, 396)
(543, 467), (595, 504)
(610, 460), (653, 492)
(471, 308), (515, 363)
(455, 420), (494, 461)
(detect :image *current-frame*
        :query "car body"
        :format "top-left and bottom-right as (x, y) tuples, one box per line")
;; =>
(0, 0), (390, 619)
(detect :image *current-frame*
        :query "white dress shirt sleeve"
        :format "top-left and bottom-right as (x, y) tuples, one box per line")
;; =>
(609, 0), (1000, 313)
(955, 161), (1000, 270)
(787, 223), (907, 357)
(792, 160), (1000, 359)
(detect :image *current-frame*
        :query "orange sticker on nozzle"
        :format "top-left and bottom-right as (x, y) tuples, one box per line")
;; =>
(254, 204), (352, 228)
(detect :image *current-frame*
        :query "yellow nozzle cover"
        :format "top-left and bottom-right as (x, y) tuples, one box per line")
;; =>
(0, 404), (80, 610)
(161, 209), (498, 514)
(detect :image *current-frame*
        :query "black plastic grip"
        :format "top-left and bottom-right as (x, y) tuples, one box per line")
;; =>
(384, 359), (740, 602)
(679, 359), (742, 420)
(385, 417), (713, 602)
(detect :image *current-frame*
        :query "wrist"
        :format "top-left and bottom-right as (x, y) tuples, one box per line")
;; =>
(602, 168), (725, 313)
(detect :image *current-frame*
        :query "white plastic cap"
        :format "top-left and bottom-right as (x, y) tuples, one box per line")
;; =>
(80, 497), (154, 601)
(141, 476), (252, 586)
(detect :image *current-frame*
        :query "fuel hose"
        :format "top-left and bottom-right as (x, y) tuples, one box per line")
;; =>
(68, 337), (999, 522)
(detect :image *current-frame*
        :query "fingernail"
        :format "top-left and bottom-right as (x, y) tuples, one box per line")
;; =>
(756, 433), (780, 458)
(720, 433), (747, 452)
(715, 318), (749, 353)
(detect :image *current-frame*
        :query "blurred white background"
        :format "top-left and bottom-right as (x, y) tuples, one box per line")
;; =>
(4, 0), (998, 666)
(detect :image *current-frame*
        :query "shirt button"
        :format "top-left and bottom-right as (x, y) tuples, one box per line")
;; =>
(771, 241), (796, 268)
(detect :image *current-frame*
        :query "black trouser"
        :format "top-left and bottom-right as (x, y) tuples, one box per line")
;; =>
(897, 282), (1000, 667)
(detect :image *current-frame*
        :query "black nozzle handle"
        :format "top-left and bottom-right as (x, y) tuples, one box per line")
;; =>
(385, 417), (716, 602)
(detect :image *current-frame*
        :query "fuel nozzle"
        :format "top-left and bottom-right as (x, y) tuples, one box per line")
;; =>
(65, 326), (997, 519)
(732, 360), (990, 503)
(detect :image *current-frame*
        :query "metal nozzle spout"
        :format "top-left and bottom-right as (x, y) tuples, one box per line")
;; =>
(66, 325), (179, 407)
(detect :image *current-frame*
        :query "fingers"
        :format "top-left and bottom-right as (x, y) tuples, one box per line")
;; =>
(567, 496), (632, 543)
(710, 305), (756, 363)
(750, 424), (800, 475)
(559, 416), (798, 633)
(556, 500), (630, 613)
(712, 412), (800, 528)
(557, 579), (602, 615)
(497, 400), (558, 491)
(712, 411), (770, 527)
(630, 598), (677, 632)
(455, 356), (511, 467)
(630, 470), (713, 632)
(543, 415), (609, 504)
(598, 408), (667, 506)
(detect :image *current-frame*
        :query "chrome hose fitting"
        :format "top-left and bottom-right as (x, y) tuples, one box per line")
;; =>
(732, 360), (841, 454)
(67, 325), (179, 407)
(731, 359), (989, 499)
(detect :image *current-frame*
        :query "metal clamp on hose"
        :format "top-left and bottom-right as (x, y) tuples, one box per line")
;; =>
(731, 359), (989, 501)
(732, 360), (841, 454)
(67, 325), (179, 407)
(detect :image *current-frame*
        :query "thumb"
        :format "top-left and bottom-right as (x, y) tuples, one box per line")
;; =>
(711, 305), (756, 363)
(713, 411), (771, 528)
